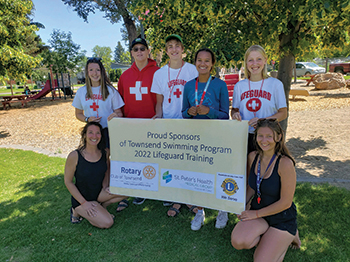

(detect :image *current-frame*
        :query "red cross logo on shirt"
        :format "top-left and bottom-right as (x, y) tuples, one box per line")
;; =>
(173, 88), (182, 98)
(90, 102), (99, 111)
(246, 98), (261, 112)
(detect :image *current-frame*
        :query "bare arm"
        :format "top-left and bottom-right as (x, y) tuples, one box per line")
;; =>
(153, 94), (164, 119)
(248, 107), (287, 128)
(64, 151), (86, 204)
(107, 108), (123, 121)
(75, 108), (101, 123)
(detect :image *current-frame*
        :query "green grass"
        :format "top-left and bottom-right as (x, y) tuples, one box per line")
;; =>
(1, 148), (350, 262)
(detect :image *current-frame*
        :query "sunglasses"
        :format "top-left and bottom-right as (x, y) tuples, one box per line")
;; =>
(132, 47), (146, 52)
(257, 118), (277, 124)
(87, 57), (102, 62)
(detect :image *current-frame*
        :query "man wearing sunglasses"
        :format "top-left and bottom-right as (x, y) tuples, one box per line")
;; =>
(117, 37), (160, 208)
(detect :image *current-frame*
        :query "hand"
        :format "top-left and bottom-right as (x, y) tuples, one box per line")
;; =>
(107, 112), (121, 121)
(187, 106), (198, 116)
(197, 105), (210, 115)
(248, 117), (259, 128)
(104, 187), (112, 194)
(237, 210), (259, 221)
(88, 116), (102, 123)
(152, 113), (162, 119)
(82, 201), (98, 217)
(232, 112), (242, 121)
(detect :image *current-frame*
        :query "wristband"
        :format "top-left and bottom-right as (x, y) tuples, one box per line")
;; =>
(81, 200), (87, 205)
(84, 116), (89, 122)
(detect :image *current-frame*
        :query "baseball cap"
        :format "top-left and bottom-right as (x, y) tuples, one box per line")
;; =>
(131, 38), (148, 50)
(165, 34), (183, 44)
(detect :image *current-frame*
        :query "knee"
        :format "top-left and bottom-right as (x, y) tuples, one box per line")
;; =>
(96, 217), (114, 229)
(231, 237), (245, 250)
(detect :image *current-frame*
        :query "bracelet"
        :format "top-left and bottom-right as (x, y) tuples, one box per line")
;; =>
(256, 210), (259, 218)
(81, 200), (87, 205)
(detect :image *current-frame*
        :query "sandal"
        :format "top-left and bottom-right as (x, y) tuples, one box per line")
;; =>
(187, 205), (199, 214)
(167, 204), (181, 217)
(70, 207), (83, 224)
(116, 199), (129, 212)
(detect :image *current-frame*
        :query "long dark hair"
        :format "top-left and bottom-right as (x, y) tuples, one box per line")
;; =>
(253, 119), (295, 165)
(78, 122), (106, 152)
(85, 57), (116, 101)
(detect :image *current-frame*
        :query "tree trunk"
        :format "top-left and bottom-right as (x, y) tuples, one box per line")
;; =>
(277, 51), (294, 132)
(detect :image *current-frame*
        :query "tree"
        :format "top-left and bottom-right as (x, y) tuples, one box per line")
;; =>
(0, 0), (41, 92)
(114, 41), (125, 63)
(92, 45), (113, 72)
(132, 0), (350, 130)
(42, 29), (85, 74)
(62, 0), (138, 50)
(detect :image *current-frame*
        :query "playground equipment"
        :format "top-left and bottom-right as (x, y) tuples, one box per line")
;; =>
(28, 72), (73, 101)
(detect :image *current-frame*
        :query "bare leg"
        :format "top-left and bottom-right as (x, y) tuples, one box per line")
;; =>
(75, 201), (114, 229)
(97, 189), (126, 208)
(254, 227), (295, 262)
(231, 218), (269, 250)
(289, 229), (301, 249)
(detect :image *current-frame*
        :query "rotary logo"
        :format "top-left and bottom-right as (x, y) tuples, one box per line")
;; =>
(143, 165), (156, 179)
(221, 178), (239, 196)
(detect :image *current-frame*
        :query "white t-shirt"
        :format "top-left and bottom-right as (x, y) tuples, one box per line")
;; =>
(72, 85), (124, 128)
(232, 77), (287, 133)
(151, 62), (198, 119)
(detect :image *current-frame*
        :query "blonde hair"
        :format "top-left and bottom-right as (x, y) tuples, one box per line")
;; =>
(85, 58), (116, 101)
(244, 45), (269, 79)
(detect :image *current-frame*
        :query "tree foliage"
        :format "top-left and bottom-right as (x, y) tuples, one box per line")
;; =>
(0, 0), (41, 81)
(92, 45), (113, 72)
(62, 0), (138, 49)
(131, 0), (350, 129)
(41, 29), (84, 74)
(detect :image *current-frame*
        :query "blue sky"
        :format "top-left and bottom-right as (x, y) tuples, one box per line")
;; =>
(31, 0), (127, 57)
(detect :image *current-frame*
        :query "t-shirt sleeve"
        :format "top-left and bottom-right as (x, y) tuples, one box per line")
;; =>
(232, 81), (242, 109)
(111, 89), (125, 110)
(72, 88), (83, 110)
(274, 79), (287, 109)
(150, 70), (162, 95)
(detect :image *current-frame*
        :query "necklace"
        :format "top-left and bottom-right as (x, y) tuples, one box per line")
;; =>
(256, 154), (276, 204)
(168, 61), (184, 103)
(195, 76), (212, 107)
(248, 78), (264, 117)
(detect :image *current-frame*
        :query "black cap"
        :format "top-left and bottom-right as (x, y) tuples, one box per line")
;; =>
(131, 38), (148, 50)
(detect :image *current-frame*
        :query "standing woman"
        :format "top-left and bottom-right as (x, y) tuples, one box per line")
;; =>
(231, 119), (301, 261)
(231, 45), (287, 154)
(182, 48), (230, 230)
(64, 122), (126, 228)
(72, 57), (124, 148)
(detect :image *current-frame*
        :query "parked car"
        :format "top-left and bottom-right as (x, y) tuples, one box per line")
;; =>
(294, 62), (325, 77)
(329, 62), (350, 74)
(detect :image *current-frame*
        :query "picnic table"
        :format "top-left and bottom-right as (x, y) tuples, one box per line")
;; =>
(304, 74), (316, 86)
(0, 94), (29, 109)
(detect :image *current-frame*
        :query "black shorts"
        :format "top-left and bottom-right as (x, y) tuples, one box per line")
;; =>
(264, 216), (297, 236)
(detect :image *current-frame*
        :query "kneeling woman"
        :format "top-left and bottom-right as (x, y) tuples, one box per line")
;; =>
(64, 122), (126, 228)
(231, 119), (301, 261)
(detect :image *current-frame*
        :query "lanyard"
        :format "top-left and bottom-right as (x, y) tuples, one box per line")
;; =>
(248, 78), (264, 117)
(256, 154), (276, 204)
(90, 87), (101, 117)
(195, 76), (212, 107)
(168, 61), (184, 103)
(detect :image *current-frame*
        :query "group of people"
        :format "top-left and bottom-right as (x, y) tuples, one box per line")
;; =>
(64, 34), (301, 261)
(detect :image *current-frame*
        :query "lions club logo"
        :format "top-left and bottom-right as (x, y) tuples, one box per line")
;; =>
(221, 178), (239, 196)
(143, 165), (156, 179)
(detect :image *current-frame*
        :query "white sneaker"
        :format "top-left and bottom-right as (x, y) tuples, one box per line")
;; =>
(215, 211), (228, 229)
(191, 210), (205, 231)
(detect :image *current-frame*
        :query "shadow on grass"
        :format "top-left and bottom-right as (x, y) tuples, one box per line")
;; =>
(287, 137), (350, 179)
(1, 170), (350, 261)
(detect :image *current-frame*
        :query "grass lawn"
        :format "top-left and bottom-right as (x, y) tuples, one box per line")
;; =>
(1, 148), (349, 261)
